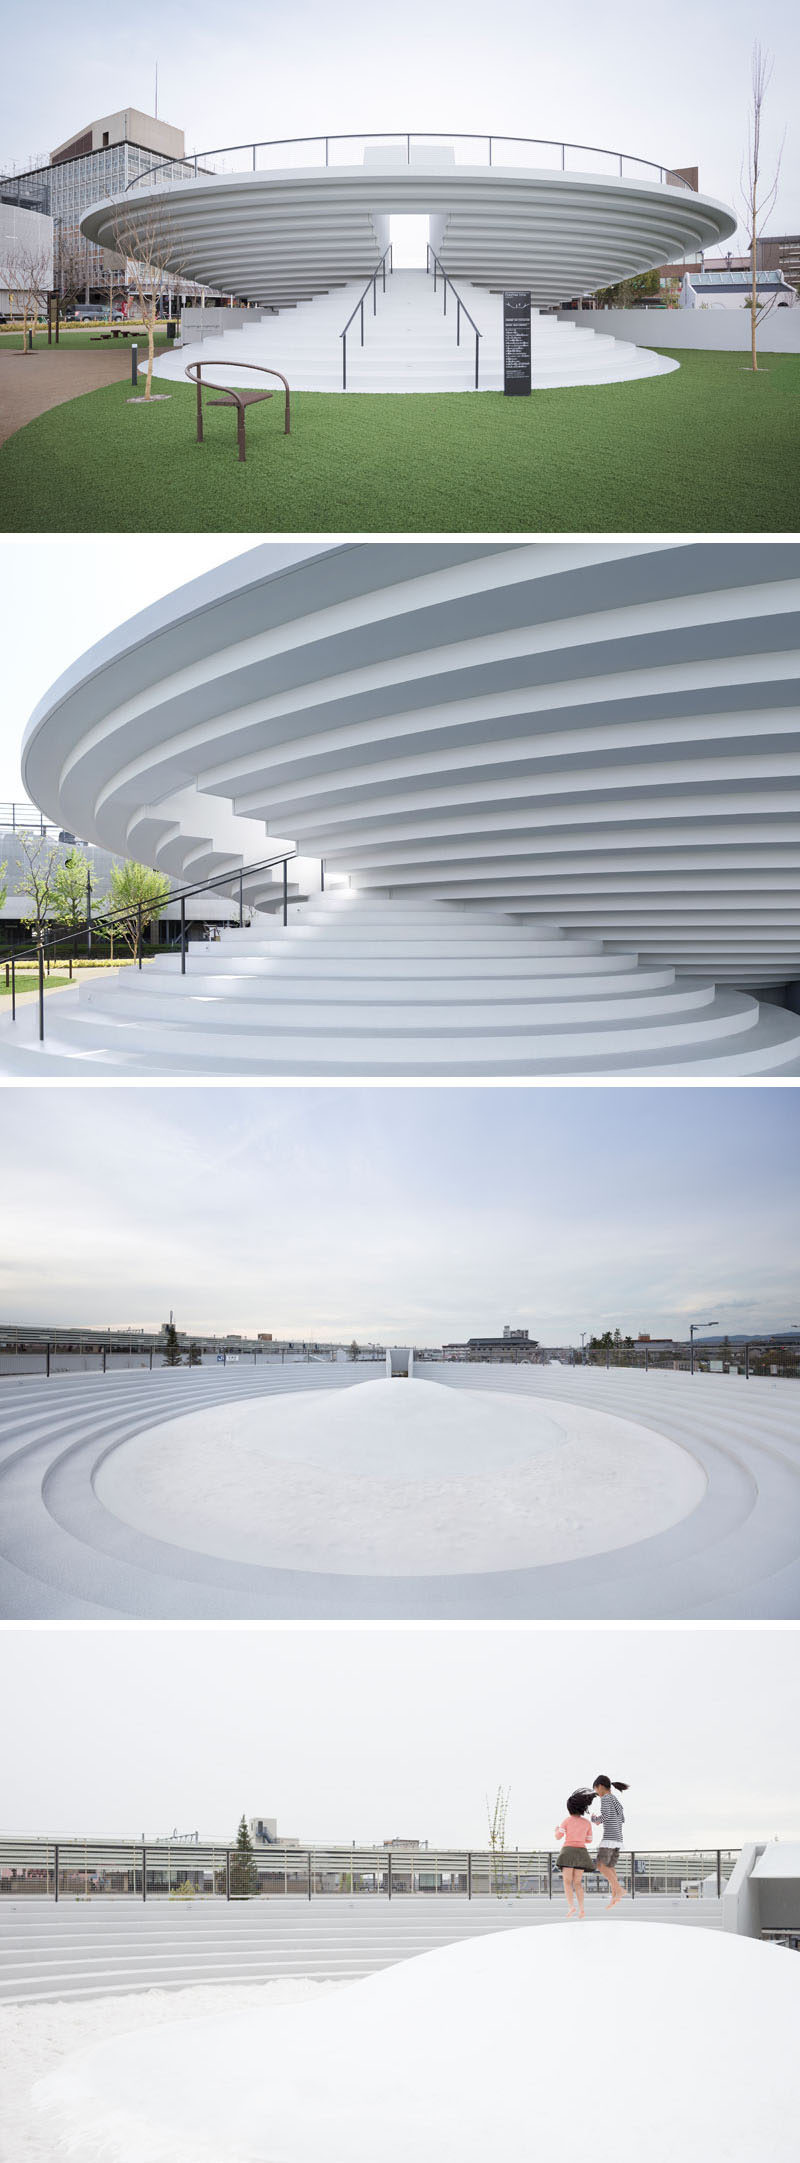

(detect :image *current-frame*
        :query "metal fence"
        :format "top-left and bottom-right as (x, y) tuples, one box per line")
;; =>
(0, 1346), (354, 1377)
(0, 801), (65, 838)
(0, 1842), (739, 1903)
(579, 1344), (800, 1381)
(124, 131), (695, 192)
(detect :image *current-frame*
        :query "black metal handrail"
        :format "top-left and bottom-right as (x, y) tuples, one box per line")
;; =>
(426, 245), (482, 389)
(340, 243), (393, 389)
(0, 847), (296, 1044)
(121, 131), (696, 193)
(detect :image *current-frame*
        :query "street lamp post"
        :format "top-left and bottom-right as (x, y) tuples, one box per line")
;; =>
(690, 1321), (718, 1376)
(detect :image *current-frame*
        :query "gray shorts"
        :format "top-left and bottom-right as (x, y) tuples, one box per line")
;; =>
(597, 1846), (620, 1867)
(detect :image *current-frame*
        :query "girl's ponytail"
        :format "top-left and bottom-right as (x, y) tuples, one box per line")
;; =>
(593, 1774), (630, 1791)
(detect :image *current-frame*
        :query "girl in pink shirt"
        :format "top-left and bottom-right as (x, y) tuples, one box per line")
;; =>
(555, 1788), (599, 1918)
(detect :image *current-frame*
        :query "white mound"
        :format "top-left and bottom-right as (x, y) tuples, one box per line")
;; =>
(93, 1378), (705, 1575)
(1, 1981), (343, 2163)
(33, 1925), (799, 2163)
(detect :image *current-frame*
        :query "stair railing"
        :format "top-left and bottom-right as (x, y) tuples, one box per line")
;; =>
(0, 847), (297, 1046)
(426, 245), (482, 388)
(340, 243), (393, 389)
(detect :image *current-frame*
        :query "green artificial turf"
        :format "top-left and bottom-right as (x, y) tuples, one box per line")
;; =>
(0, 350), (797, 531)
(0, 331), (170, 351)
(0, 972), (72, 996)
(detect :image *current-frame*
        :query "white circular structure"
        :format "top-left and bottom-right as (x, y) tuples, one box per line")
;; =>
(2, 1364), (799, 1619)
(81, 143), (735, 394)
(80, 147), (736, 311)
(15, 542), (800, 1077)
(93, 1377), (705, 1576)
(32, 1926), (800, 2163)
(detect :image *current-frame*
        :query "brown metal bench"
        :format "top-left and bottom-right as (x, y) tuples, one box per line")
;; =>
(185, 360), (291, 462)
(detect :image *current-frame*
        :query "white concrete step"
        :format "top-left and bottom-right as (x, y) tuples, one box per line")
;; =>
(154, 268), (678, 395)
(2, 893), (799, 1075)
(1, 1364), (798, 1620)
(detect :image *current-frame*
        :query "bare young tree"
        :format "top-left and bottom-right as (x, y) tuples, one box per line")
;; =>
(54, 225), (87, 314)
(1, 238), (52, 352)
(109, 200), (186, 401)
(486, 1785), (511, 1899)
(16, 830), (60, 942)
(740, 43), (785, 372)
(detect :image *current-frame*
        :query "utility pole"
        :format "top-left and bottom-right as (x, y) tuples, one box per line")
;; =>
(689, 1321), (718, 1376)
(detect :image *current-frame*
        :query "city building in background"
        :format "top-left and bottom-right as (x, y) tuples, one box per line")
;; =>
(0, 200), (53, 315)
(0, 109), (191, 302)
(443, 1328), (540, 1362)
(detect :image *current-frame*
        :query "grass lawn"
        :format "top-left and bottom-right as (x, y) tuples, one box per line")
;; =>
(0, 349), (797, 531)
(0, 958), (156, 993)
(0, 971), (72, 996)
(0, 330), (170, 352)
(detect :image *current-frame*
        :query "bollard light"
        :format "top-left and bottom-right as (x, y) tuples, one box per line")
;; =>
(131, 341), (138, 388)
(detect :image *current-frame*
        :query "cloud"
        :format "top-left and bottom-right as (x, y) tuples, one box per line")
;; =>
(0, 1086), (796, 1341)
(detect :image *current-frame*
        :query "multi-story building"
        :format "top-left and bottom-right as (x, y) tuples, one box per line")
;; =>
(0, 109), (191, 299)
(658, 237), (800, 299)
(443, 1327), (539, 1362)
(0, 200), (53, 313)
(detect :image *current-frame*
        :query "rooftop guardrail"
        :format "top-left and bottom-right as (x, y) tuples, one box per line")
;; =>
(123, 132), (696, 194)
(0, 1840), (738, 1901)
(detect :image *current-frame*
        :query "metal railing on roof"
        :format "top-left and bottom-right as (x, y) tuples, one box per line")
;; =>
(0, 801), (68, 839)
(122, 131), (696, 193)
(0, 1840), (738, 1901)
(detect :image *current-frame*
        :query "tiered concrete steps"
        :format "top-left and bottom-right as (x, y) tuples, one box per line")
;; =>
(0, 1364), (382, 1620)
(1, 1363), (798, 1620)
(3, 893), (799, 1076)
(153, 269), (677, 394)
(0, 1897), (721, 2009)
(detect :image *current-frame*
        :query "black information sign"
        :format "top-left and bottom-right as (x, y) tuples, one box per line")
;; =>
(503, 290), (532, 395)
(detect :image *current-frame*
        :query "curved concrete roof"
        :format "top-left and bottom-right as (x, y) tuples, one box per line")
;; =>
(23, 541), (800, 991)
(79, 162), (736, 308)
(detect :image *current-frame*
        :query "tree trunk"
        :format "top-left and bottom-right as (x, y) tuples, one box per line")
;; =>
(751, 222), (758, 371)
(146, 304), (155, 401)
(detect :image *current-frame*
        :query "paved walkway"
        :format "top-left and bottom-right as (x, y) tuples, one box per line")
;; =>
(0, 348), (132, 446)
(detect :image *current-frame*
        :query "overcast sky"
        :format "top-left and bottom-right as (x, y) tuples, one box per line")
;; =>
(0, 538), (261, 799)
(1, 1), (796, 256)
(2, 1623), (798, 1848)
(1, 1085), (797, 1340)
